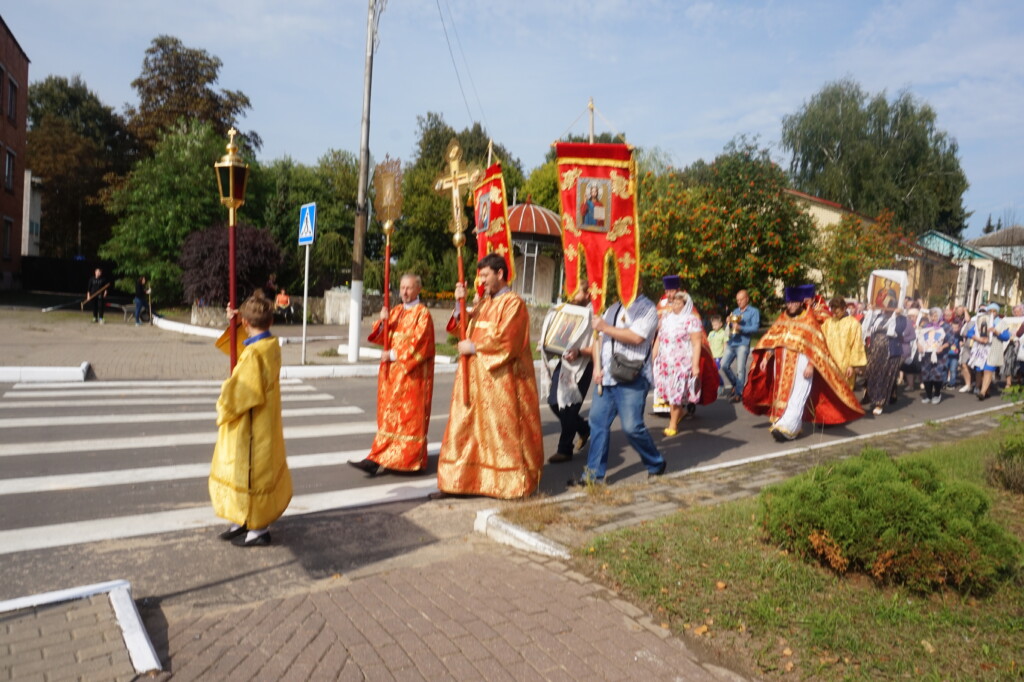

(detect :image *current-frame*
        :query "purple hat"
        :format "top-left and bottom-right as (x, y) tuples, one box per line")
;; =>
(662, 275), (681, 291)
(784, 284), (815, 303)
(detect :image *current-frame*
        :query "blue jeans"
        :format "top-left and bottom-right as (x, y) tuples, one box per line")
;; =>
(134, 297), (147, 324)
(946, 356), (959, 385)
(584, 377), (665, 481)
(721, 342), (751, 395)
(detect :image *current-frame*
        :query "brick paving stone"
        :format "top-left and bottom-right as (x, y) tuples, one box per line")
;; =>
(392, 665), (427, 682)
(440, 652), (479, 679)
(470, 656), (519, 682)
(410, 649), (448, 679)
(362, 663), (397, 681)
(310, 644), (349, 679)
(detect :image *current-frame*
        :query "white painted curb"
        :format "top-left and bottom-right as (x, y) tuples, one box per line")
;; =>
(0, 579), (161, 674)
(475, 508), (571, 559)
(0, 361), (90, 383)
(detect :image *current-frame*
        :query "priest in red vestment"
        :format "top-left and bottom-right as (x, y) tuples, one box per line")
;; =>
(435, 253), (544, 499)
(743, 284), (864, 441)
(350, 273), (435, 476)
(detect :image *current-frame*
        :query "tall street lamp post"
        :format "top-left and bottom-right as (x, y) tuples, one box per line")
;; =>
(214, 128), (249, 372)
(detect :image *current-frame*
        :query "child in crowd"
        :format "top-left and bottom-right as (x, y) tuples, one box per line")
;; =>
(209, 290), (292, 547)
(708, 315), (728, 396)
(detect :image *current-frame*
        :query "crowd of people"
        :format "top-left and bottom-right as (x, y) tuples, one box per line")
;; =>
(205, 257), (1024, 547)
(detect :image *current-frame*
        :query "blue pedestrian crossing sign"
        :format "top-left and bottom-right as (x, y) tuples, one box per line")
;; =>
(298, 203), (317, 245)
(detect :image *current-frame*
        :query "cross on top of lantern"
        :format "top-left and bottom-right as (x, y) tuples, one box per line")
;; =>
(215, 128), (249, 210)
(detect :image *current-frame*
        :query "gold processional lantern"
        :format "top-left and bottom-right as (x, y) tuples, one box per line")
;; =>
(213, 128), (249, 371)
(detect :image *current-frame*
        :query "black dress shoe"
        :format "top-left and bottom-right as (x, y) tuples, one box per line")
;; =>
(219, 525), (247, 541)
(232, 531), (271, 547)
(349, 459), (383, 476)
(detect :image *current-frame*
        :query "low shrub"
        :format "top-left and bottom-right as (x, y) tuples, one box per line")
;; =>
(759, 449), (1021, 594)
(987, 433), (1024, 495)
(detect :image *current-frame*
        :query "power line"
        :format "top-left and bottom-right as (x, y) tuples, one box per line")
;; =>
(435, 0), (474, 125)
(442, 0), (488, 131)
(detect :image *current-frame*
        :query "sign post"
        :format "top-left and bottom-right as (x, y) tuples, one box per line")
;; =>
(298, 202), (317, 364)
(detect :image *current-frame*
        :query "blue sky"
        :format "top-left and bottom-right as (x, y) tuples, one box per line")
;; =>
(4, 0), (1022, 237)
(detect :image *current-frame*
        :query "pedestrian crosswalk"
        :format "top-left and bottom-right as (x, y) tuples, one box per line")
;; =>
(0, 379), (441, 555)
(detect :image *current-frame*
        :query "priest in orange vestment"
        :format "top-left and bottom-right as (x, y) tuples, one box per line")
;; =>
(435, 253), (544, 499)
(351, 273), (435, 476)
(743, 285), (864, 441)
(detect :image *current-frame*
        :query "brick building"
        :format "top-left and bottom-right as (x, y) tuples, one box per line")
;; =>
(0, 15), (29, 289)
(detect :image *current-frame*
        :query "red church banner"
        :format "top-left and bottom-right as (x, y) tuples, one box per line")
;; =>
(472, 163), (515, 295)
(555, 142), (640, 312)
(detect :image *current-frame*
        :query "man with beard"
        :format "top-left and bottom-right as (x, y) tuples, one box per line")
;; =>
(743, 285), (864, 441)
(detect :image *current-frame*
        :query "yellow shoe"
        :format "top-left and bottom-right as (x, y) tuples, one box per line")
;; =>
(663, 428), (677, 437)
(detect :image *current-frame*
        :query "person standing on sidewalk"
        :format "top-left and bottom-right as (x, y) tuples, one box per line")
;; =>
(539, 285), (593, 464)
(86, 268), (107, 324)
(133, 276), (150, 326)
(574, 290), (666, 485)
(350, 274), (435, 477)
(721, 289), (759, 403)
(209, 291), (292, 547)
(435, 254), (544, 499)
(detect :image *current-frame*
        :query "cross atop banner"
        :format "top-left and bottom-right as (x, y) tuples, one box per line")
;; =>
(555, 142), (640, 312)
(473, 163), (514, 294)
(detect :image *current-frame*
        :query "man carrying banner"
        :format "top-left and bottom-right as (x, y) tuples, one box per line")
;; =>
(350, 273), (435, 476)
(743, 284), (864, 441)
(575, 289), (666, 485)
(434, 253), (544, 499)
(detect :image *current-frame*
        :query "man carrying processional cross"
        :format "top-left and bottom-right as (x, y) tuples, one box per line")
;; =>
(432, 140), (544, 500)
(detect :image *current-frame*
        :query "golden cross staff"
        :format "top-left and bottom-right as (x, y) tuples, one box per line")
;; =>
(434, 139), (480, 405)
(373, 156), (403, 359)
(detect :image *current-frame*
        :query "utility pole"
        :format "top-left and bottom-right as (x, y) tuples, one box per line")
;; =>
(348, 0), (385, 362)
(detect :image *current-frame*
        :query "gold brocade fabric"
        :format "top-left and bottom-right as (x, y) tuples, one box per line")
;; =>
(366, 304), (435, 471)
(821, 315), (868, 389)
(437, 292), (544, 499)
(744, 309), (864, 424)
(208, 335), (292, 529)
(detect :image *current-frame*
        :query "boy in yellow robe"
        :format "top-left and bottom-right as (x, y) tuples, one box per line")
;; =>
(210, 290), (292, 547)
(821, 296), (867, 390)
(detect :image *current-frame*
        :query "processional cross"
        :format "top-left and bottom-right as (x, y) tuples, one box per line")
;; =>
(433, 139), (480, 404)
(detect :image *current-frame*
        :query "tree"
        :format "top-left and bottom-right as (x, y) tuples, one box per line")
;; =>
(781, 78), (969, 237)
(817, 210), (913, 297)
(100, 119), (226, 302)
(641, 140), (815, 313)
(983, 214), (995, 235)
(180, 222), (281, 304)
(26, 76), (134, 258)
(126, 35), (258, 151)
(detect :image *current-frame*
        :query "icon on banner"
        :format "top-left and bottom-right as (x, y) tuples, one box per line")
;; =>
(298, 203), (316, 245)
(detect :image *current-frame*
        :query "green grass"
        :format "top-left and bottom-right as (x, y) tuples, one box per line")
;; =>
(577, 427), (1024, 680)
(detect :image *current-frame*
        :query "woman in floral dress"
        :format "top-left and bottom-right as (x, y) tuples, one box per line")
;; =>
(653, 291), (704, 437)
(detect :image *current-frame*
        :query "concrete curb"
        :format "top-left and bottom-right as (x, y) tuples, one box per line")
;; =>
(474, 508), (572, 559)
(0, 579), (161, 675)
(669, 400), (1017, 481)
(0, 361), (90, 383)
